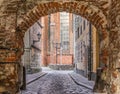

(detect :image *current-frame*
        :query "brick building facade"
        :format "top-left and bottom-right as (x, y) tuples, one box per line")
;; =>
(41, 12), (74, 66)
(22, 21), (42, 73)
(73, 15), (99, 80)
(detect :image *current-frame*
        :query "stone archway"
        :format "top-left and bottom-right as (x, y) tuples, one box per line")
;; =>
(0, 0), (120, 94)
(0, 0), (109, 64)
(18, 1), (109, 92)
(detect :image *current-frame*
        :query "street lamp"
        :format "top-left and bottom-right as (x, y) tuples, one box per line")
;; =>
(33, 33), (41, 45)
(53, 42), (61, 65)
(37, 33), (41, 41)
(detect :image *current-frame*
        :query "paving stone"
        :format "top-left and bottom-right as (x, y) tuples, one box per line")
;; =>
(22, 71), (93, 94)
(69, 72), (95, 89)
(26, 72), (46, 84)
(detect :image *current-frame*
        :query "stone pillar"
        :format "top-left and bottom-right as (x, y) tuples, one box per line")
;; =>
(0, 13), (24, 93)
(93, 29), (109, 93)
(22, 48), (31, 73)
(0, 29), (24, 94)
(29, 22), (42, 73)
(22, 30), (31, 73)
(0, 63), (23, 94)
(31, 49), (41, 72)
(108, 31), (120, 94)
(108, 0), (120, 93)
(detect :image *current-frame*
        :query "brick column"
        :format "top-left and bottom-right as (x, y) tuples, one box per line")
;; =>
(107, 0), (120, 93)
(0, 26), (24, 93)
(0, 4), (24, 92)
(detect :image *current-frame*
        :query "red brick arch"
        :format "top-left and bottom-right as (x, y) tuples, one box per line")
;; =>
(0, 1), (112, 93)
(18, 1), (108, 35)
(0, 1), (109, 63)
(17, 1), (109, 66)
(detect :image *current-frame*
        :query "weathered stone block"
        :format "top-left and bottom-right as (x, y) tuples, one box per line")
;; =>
(0, 63), (23, 94)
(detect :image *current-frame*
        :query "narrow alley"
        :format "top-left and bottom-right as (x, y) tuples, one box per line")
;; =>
(0, 0), (120, 94)
(22, 69), (94, 94)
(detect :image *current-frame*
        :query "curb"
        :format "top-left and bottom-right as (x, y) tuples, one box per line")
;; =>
(27, 72), (47, 85)
(68, 73), (93, 90)
(93, 92), (107, 94)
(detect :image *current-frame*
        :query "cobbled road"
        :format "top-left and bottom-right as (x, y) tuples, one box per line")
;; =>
(22, 72), (93, 94)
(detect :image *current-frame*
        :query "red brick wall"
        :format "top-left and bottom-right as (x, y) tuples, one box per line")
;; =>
(41, 16), (49, 66)
(47, 55), (73, 65)
(41, 12), (73, 66)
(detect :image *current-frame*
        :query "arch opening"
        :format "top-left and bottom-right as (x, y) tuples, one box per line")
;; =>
(17, 1), (109, 61)
(0, 1), (112, 94)
(18, 1), (109, 93)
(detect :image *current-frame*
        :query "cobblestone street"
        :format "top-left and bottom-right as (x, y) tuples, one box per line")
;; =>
(22, 70), (94, 94)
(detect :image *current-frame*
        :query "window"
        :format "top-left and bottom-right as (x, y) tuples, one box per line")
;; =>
(81, 26), (82, 34)
(60, 12), (70, 46)
(83, 20), (85, 30)
(78, 27), (79, 38)
(79, 27), (81, 36)
(63, 41), (69, 49)
(79, 16), (82, 23)
(81, 42), (82, 61)
(60, 12), (70, 53)
(62, 41), (70, 54)
(87, 21), (89, 25)
(75, 31), (78, 40)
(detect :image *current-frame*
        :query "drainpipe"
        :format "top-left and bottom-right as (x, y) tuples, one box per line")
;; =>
(98, 29), (102, 68)
(48, 14), (51, 52)
(88, 23), (92, 80)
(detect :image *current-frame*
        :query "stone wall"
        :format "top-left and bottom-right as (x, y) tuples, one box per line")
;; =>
(74, 16), (91, 77)
(1, 0), (117, 94)
(0, 63), (23, 93)
(108, 0), (120, 93)
(22, 22), (42, 73)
